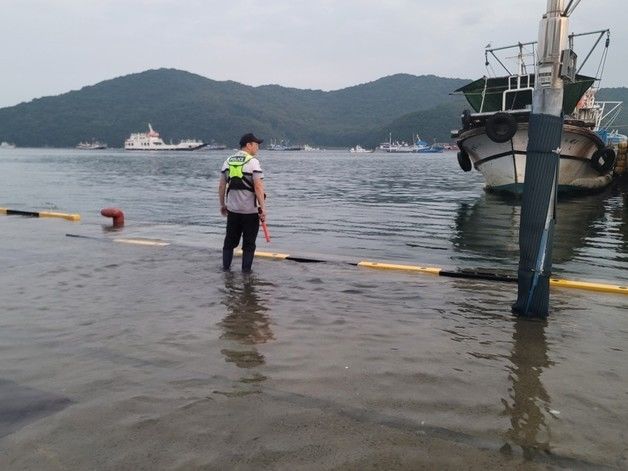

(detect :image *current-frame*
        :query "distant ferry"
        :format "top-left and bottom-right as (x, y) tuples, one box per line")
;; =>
(76, 141), (107, 150)
(0, 141), (16, 149)
(124, 124), (207, 151)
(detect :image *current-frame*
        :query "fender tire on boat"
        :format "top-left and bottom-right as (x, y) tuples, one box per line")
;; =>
(485, 112), (517, 143)
(590, 147), (616, 174)
(457, 149), (472, 172)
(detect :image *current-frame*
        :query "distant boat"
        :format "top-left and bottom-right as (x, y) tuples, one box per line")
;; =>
(0, 141), (16, 149)
(76, 140), (107, 150)
(206, 142), (227, 150)
(414, 137), (443, 153)
(303, 144), (321, 151)
(267, 139), (304, 151)
(350, 145), (373, 153)
(124, 124), (207, 151)
(437, 143), (459, 151)
(380, 132), (440, 153)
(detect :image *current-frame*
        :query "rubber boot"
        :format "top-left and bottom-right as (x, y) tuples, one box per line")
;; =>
(222, 248), (233, 271)
(242, 250), (255, 273)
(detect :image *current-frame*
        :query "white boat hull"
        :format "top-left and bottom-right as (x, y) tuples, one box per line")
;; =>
(124, 143), (207, 151)
(459, 123), (612, 194)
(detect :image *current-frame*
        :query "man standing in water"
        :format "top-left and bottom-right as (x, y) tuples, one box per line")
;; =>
(219, 133), (266, 272)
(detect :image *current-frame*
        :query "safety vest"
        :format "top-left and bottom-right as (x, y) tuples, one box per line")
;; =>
(226, 153), (254, 193)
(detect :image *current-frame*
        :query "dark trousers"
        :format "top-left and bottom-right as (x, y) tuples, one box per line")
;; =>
(222, 211), (260, 271)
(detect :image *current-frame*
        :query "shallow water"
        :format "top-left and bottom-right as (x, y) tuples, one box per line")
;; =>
(0, 148), (627, 469)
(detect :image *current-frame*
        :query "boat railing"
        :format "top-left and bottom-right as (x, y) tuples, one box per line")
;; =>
(502, 74), (534, 111)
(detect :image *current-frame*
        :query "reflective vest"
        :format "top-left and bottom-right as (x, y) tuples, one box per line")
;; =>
(226, 153), (254, 193)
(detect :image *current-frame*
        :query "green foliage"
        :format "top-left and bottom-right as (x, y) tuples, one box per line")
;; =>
(0, 68), (624, 148)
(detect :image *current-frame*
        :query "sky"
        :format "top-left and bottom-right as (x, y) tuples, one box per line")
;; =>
(1, 0), (626, 108)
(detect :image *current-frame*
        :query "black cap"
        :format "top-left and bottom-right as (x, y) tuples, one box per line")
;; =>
(239, 133), (264, 148)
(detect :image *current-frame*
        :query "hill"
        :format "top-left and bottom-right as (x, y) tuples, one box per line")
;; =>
(0, 70), (624, 148)
(0, 69), (469, 147)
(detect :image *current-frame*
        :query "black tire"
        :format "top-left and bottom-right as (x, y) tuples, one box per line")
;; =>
(590, 147), (616, 174)
(485, 112), (517, 143)
(457, 149), (472, 172)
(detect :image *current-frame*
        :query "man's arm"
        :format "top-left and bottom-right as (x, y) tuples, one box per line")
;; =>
(253, 177), (266, 222)
(218, 174), (228, 216)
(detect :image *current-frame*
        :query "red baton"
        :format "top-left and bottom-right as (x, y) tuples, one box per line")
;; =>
(259, 208), (271, 242)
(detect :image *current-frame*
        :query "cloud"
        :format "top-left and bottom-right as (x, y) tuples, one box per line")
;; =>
(0, 0), (625, 107)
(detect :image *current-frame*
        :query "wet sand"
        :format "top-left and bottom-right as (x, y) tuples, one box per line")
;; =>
(1, 217), (627, 470)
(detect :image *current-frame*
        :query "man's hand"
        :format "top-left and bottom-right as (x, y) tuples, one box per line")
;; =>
(220, 205), (228, 217)
(258, 207), (266, 223)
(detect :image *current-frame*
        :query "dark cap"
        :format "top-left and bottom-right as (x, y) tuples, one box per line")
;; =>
(239, 133), (264, 148)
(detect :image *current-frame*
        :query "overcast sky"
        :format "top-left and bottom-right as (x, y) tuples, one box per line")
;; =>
(1, 0), (625, 108)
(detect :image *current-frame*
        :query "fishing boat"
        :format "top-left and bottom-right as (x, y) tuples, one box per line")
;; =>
(0, 141), (16, 149)
(452, 29), (620, 194)
(76, 140), (107, 150)
(350, 145), (373, 153)
(414, 137), (443, 153)
(124, 124), (207, 151)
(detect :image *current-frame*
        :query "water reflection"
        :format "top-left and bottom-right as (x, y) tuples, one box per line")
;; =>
(502, 319), (553, 458)
(452, 191), (612, 265)
(218, 273), (274, 373)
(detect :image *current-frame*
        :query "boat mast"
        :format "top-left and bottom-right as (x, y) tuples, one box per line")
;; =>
(513, 0), (577, 319)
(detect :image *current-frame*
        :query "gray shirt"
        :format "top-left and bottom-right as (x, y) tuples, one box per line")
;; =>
(221, 151), (263, 214)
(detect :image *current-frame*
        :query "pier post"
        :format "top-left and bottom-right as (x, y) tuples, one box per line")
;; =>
(513, 0), (573, 318)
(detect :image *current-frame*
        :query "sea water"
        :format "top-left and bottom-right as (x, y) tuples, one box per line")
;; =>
(0, 147), (626, 469)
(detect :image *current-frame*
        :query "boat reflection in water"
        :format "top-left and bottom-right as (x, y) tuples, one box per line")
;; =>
(217, 273), (274, 388)
(502, 319), (552, 459)
(450, 189), (626, 271)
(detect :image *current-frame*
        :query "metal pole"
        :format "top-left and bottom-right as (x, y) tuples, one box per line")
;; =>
(513, 0), (570, 318)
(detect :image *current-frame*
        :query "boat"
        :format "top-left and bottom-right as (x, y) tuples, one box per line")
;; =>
(76, 140), (107, 150)
(435, 142), (459, 151)
(349, 145), (373, 153)
(206, 141), (227, 150)
(0, 141), (16, 149)
(266, 139), (304, 151)
(414, 137), (443, 153)
(303, 144), (321, 151)
(382, 133), (443, 153)
(452, 29), (620, 195)
(124, 124), (207, 151)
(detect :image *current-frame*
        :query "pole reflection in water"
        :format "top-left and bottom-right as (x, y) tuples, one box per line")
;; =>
(218, 273), (274, 383)
(502, 319), (553, 459)
(451, 190), (622, 272)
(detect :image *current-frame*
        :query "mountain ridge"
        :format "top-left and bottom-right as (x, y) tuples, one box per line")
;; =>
(0, 68), (625, 148)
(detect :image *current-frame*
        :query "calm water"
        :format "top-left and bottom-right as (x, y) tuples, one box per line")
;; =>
(0, 147), (627, 469)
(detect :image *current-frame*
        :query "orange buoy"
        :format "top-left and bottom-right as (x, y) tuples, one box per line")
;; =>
(100, 207), (124, 227)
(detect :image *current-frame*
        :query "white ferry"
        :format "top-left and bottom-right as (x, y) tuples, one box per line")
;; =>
(124, 124), (207, 151)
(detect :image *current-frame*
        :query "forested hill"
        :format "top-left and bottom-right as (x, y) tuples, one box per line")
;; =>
(0, 69), (469, 147)
(1, 68), (625, 148)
